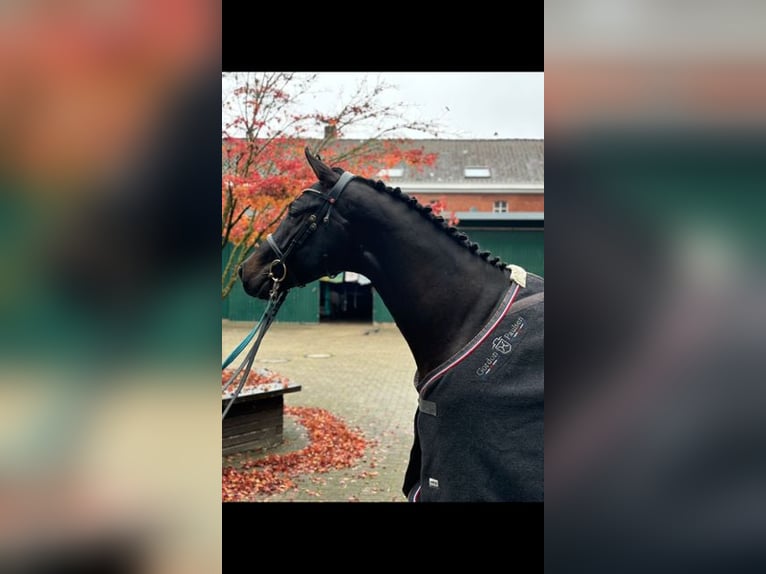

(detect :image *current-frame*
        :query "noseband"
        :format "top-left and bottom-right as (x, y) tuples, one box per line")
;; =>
(264, 171), (356, 292)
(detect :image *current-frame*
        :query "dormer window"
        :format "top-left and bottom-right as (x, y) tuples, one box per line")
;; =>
(464, 167), (491, 178)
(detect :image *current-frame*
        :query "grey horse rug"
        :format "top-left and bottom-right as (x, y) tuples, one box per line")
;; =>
(403, 269), (544, 502)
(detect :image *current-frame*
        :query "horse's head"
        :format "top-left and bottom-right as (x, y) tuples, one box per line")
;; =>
(239, 148), (359, 299)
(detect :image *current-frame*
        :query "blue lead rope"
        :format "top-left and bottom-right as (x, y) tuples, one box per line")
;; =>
(222, 305), (268, 370)
(222, 289), (287, 420)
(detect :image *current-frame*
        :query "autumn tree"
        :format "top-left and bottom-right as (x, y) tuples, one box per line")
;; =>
(221, 72), (442, 299)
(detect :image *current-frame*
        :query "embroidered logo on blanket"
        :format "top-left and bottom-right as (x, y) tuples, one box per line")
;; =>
(476, 317), (527, 377)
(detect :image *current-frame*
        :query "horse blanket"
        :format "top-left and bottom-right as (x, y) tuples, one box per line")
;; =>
(403, 271), (544, 502)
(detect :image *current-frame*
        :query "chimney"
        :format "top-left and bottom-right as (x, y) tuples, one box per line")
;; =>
(324, 124), (336, 139)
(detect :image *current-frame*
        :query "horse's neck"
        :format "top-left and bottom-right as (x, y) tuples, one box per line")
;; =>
(347, 187), (510, 378)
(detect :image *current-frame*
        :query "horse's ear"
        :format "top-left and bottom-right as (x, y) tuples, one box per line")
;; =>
(305, 147), (339, 188)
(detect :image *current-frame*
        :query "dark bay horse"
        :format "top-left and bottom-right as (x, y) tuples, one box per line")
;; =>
(239, 148), (543, 501)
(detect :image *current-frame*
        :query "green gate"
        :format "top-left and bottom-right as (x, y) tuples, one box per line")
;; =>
(467, 229), (545, 277)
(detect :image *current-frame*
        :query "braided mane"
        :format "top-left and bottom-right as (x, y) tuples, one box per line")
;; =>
(354, 175), (510, 272)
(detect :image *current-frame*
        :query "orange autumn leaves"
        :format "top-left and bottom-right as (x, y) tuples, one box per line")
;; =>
(222, 138), (437, 247)
(221, 368), (290, 396)
(221, 406), (371, 501)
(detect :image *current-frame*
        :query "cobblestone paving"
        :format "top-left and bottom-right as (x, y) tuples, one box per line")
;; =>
(222, 320), (418, 502)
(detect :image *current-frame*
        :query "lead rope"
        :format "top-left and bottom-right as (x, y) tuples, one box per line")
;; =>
(222, 265), (288, 420)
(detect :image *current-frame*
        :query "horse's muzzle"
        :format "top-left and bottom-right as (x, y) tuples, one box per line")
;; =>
(239, 266), (271, 299)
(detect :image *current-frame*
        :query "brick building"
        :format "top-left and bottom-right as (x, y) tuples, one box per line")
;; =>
(377, 139), (544, 220)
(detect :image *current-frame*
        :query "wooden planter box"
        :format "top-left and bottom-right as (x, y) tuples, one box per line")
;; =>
(222, 382), (301, 455)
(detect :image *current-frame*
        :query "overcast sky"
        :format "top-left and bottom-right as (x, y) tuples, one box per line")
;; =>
(222, 72), (544, 140)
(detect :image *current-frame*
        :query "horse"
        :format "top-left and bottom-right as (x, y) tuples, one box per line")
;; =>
(239, 147), (543, 502)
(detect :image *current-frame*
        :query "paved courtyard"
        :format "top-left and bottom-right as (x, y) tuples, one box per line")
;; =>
(222, 320), (419, 502)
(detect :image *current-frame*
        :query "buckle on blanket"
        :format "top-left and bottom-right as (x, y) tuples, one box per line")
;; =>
(418, 397), (437, 416)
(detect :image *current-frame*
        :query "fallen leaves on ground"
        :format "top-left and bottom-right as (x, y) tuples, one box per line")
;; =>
(222, 368), (290, 396)
(222, 406), (371, 502)
(356, 470), (379, 479)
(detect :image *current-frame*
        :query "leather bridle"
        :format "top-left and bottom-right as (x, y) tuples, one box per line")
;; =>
(263, 170), (356, 292)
